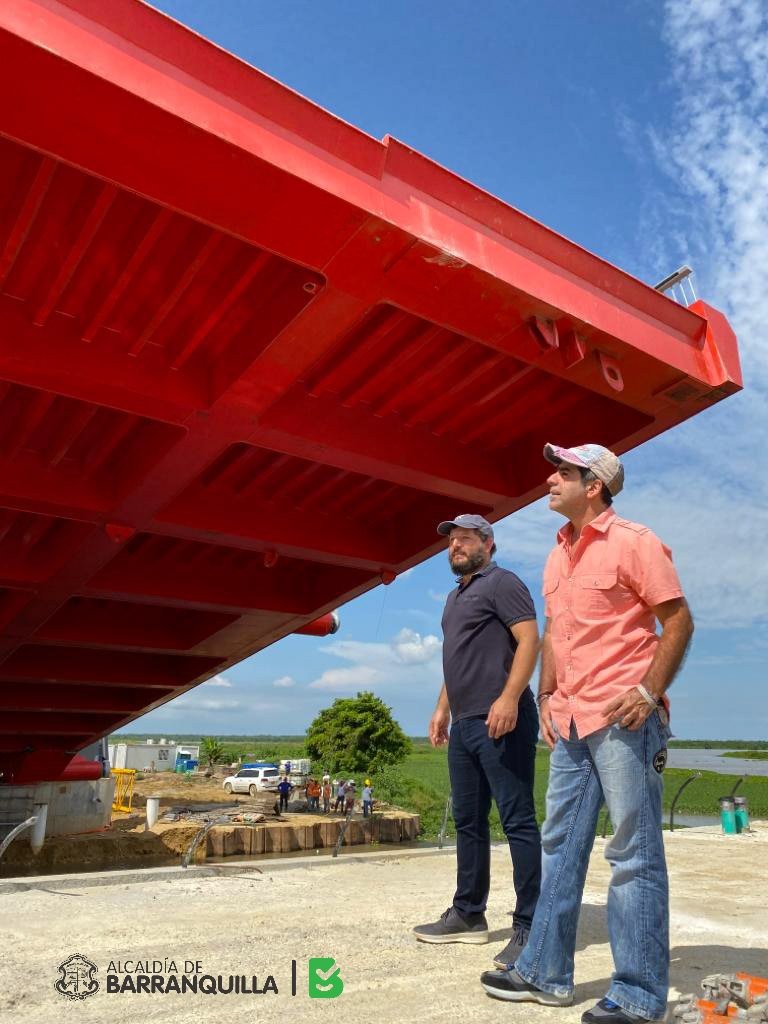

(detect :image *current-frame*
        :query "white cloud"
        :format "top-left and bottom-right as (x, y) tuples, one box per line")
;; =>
(272, 675), (296, 688)
(391, 627), (441, 664)
(661, 0), (768, 366)
(202, 674), (233, 688)
(151, 692), (287, 716)
(428, 588), (449, 603)
(317, 638), (392, 665)
(167, 697), (242, 712)
(307, 627), (442, 692)
(308, 665), (384, 692)
(646, 0), (768, 628)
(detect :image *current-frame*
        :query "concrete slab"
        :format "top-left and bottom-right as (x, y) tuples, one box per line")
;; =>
(2, 828), (766, 1023)
(0, 844), (446, 893)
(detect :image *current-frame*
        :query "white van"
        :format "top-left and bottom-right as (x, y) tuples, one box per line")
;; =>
(223, 766), (280, 795)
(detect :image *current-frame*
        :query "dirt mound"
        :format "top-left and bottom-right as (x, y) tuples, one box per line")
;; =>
(117, 771), (241, 808)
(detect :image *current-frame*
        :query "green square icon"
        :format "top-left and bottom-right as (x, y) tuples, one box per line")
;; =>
(308, 957), (344, 998)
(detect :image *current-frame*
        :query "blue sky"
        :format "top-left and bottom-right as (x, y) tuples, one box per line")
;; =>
(134, 0), (767, 740)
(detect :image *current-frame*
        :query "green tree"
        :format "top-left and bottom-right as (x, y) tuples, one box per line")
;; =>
(201, 737), (225, 767)
(305, 691), (411, 776)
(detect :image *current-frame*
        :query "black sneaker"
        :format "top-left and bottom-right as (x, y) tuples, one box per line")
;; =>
(413, 906), (489, 944)
(480, 967), (573, 1005)
(581, 998), (665, 1023)
(492, 925), (530, 968)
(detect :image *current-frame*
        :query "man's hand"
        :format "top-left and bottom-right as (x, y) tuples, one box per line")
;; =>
(539, 700), (557, 750)
(485, 693), (519, 739)
(605, 598), (693, 731)
(604, 688), (657, 731)
(429, 707), (450, 746)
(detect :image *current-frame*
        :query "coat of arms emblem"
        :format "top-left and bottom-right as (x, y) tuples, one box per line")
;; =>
(54, 953), (99, 1000)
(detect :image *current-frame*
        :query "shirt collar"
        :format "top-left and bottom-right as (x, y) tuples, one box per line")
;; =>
(455, 559), (497, 584)
(556, 507), (616, 547)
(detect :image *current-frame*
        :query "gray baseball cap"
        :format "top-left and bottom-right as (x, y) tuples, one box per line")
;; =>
(436, 513), (494, 539)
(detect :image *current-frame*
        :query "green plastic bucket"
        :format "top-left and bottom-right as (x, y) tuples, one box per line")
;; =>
(718, 796), (737, 834)
(734, 796), (750, 833)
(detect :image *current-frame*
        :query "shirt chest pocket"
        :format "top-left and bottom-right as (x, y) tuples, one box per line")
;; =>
(577, 571), (630, 613)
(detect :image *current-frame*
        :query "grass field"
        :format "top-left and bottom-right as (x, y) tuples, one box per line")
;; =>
(381, 741), (768, 839)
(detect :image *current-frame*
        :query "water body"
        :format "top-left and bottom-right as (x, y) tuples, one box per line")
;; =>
(669, 814), (721, 828)
(667, 748), (768, 777)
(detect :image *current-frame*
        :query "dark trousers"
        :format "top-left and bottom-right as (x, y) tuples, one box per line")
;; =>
(279, 794), (289, 812)
(448, 693), (541, 929)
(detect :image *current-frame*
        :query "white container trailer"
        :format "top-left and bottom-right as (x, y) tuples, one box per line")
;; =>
(109, 742), (177, 772)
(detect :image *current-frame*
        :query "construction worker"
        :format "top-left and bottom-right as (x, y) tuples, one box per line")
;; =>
(414, 514), (541, 966)
(305, 777), (320, 811)
(334, 778), (346, 813)
(344, 779), (356, 814)
(322, 777), (332, 814)
(362, 779), (373, 817)
(480, 444), (694, 1024)
(277, 775), (292, 814)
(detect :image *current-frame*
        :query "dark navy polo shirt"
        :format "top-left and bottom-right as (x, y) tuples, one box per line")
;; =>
(441, 561), (537, 721)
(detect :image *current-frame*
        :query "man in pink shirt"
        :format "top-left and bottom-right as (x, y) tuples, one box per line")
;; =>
(481, 443), (694, 1024)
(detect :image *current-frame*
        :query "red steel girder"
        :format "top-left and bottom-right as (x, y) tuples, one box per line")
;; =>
(0, 0), (741, 782)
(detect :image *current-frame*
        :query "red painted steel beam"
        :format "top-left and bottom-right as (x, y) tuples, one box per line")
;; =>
(0, 296), (201, 423)
(86, 540), (372, 616)
(0, 2), (741, 398)
(0, 0), (741, 784)
(0, 711), (115, 735)
(35, 600), (238, 651)
(0, 682), (174, 713)
(0, 646), (220, 687)
(253, 406), (514, 505)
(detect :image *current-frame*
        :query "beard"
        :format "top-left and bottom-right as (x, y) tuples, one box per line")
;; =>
(449, 549), (487, 576)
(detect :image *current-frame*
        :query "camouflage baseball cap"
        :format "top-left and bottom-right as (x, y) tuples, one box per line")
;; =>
(543, 443), (624, 496)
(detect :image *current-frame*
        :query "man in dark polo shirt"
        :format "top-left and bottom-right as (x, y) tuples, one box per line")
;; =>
(413, 514), (541, 965)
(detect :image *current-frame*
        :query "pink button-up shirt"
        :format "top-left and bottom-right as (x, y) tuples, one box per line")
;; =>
(543, 507), (683, 739)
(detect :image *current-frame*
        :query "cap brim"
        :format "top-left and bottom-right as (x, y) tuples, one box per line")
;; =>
(543, 442), (589, 468)
(436, 520), (459, 536)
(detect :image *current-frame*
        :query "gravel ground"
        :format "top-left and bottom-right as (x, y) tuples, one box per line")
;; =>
(2, 825), (766, 1024)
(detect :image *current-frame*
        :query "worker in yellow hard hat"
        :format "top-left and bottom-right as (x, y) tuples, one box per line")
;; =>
(362, 780), (373, 817)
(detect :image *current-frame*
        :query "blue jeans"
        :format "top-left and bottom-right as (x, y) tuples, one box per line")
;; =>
(515, 712), (671, 1020)
(448, 694), (541, 928)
